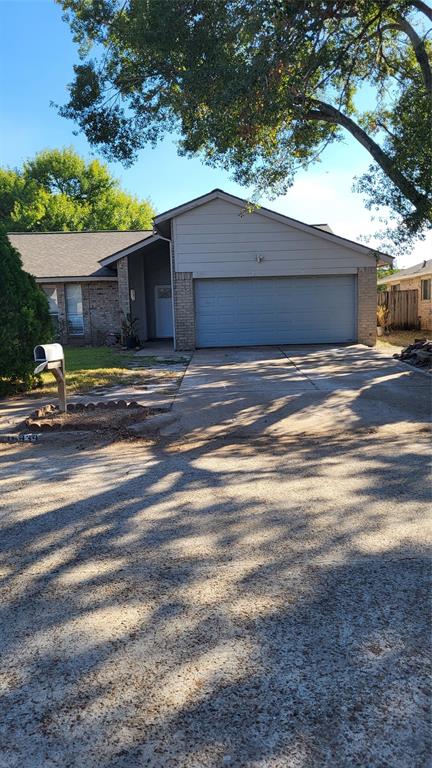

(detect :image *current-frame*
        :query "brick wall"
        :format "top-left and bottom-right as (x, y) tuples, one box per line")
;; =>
(173, 271), (195, 350)
(40, 280), (121, 346)
(87, 281), (120, 343)
(357, 266), (377, 346)
(117, 256), (131, 330)
(170, 235), (196, 350)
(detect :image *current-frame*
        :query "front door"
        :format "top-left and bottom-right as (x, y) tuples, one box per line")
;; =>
(155, 285), (174, 338)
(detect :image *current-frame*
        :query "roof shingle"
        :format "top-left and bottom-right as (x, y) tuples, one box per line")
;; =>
(8, 230), (153, 279)
(377, 259), (432, 284)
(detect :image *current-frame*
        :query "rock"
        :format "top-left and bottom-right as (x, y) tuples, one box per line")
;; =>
(85, 402), (96, 411)
(117, 400), (128, 409)
(127, 400), (140, 409)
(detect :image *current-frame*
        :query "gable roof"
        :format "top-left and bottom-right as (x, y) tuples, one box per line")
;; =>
(154, 188), (393, 265)
(98, 233), (163, 268)
(377, 259), (432, 285)
(8, 230), (153, 281)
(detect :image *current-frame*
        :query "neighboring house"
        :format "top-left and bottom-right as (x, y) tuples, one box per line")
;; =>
(9, 188), (392, 350)
(377, 260), (432, 331)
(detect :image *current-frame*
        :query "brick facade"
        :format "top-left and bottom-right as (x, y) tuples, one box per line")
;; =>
(41, 280), (121, 346)
(173, 271), (195, 350)
(357, 266), (377, 346)
(86, 281), (121, 343)
(169, 235), (196, 350)
(117, 256), (131, 330)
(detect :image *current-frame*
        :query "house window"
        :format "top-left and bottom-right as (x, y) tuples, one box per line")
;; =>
(42, 285), (59, 334)
(391, 284), (400, 291)
(65, 284), (84, 335)
(421, 279), (431, 301)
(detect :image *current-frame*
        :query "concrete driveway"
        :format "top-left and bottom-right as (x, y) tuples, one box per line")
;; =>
(0, 345), (430, 767)
(163, 344), (431, 439)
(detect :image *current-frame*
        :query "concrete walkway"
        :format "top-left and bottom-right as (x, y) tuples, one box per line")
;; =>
(162, 344), (431, 439)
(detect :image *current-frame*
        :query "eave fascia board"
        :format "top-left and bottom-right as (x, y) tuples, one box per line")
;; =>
(35, 275), (118, 283)
(98, 233), (161, 267)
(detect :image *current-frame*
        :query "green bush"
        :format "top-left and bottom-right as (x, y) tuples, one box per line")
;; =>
(0, 230), (52, 393)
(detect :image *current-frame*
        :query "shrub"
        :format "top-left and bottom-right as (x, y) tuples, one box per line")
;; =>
(376, 304), (390, 329)
(0, 230), (52, 393)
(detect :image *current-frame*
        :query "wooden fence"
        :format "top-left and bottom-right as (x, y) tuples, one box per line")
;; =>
(377, 289), (419, 329)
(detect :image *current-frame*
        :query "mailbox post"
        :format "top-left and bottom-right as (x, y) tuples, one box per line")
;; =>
(34, 343), (67, 412)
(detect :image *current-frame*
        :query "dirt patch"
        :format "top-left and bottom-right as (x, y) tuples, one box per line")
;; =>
(24, 404), (152, 434)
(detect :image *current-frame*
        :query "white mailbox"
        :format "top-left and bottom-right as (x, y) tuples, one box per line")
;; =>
(33, 343), (67, 412)
(34, 343), (64, 364)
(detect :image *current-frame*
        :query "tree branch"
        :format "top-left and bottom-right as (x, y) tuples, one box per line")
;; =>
(304, 99), (425, 209)
(392, 12), (432, 96)
(410, 1), (432, 22)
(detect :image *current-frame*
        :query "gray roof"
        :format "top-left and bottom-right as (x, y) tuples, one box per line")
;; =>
(377, 259), (432, 285)
(8, 230), (153, 279)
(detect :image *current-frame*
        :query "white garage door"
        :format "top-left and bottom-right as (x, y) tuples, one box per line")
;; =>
(195, 276), (356, 347)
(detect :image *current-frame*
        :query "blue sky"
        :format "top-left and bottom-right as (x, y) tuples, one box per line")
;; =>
(1, 0), (429, 267)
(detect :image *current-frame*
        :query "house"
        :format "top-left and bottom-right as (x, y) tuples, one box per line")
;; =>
(9, 188), (392, 350)
(8, 230), (154, 345)
(377, 260), (432, 331)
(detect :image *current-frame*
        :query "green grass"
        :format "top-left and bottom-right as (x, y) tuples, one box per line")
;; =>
(39, 346), (157, 396)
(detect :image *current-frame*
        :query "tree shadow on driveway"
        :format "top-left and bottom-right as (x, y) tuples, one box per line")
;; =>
(0, 425), (430, 767)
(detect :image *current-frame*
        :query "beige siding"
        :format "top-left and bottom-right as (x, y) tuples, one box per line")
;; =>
(172, 198), (375, 277)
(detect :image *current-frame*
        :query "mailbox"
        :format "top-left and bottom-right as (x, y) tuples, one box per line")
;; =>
(34, 343), (64, 364)
(33, 343), (67, 412)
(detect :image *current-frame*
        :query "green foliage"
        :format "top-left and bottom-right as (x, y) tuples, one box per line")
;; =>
(354, 77), (432, 252)
(0, 148), (155, 232)
(377, 266), (400, 280)
(0, 231), (53, 393)
(59, 1), (431, 247)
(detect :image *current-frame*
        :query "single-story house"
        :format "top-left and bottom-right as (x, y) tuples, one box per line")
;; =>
(9, 188), (392, 350)
(377, 259), (432, 331)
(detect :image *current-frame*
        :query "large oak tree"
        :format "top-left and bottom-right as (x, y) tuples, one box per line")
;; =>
(1, 148), (155, 231)
(59, 1), (431, 248)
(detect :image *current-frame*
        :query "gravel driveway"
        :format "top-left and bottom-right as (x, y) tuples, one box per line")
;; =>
(0, 422), (430, 767)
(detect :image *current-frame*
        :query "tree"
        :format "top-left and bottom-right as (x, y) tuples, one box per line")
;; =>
(0, 231), (52, 393)
(377, 266), (400, 280)
(377, 265), (400, 289)
(59, 0), (431, 248)
(0, 148), (155, 231)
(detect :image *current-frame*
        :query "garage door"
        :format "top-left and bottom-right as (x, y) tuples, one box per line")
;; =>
(194, 276), (356, 347)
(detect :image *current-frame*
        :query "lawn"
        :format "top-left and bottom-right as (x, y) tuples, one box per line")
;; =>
(38, 346), (158, 396)
(376, 330), (427, 354)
